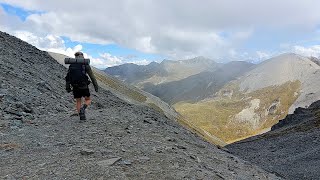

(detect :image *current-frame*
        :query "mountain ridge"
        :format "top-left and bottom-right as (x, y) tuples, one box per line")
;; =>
(105, 56), (220, 88)
(143, 61), (254, 104)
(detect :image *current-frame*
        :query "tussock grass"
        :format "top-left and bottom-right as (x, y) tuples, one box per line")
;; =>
(174, 81), (301, 144)
(176, 115), (227, 147)
(147, 103), (165, 114)
(0, 143), (20, 150)
(94, 72), (147, 103)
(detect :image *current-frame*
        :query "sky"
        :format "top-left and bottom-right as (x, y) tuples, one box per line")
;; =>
(1, 0), (320, 69)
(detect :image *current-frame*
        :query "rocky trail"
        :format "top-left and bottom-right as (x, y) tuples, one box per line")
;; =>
(1, 105), (280, 179)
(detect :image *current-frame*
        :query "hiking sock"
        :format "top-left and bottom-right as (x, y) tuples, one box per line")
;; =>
(82, 104), (87, 117)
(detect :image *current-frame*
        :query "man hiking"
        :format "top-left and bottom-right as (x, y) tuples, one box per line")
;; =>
(65, 51), (98, 121)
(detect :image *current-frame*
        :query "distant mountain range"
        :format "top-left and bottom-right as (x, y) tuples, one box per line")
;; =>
(105, 56), (219, 88)
(143, 61), (254, 104)
(106, 53), (320, 144)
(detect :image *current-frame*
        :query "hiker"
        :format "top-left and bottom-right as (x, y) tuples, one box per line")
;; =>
(65, 51), (98, 121)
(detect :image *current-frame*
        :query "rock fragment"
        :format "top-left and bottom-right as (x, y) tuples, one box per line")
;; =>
(80, 148), (95, 155)
(97, 157), (122, 167)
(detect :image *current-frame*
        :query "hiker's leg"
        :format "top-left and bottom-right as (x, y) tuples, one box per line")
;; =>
(79, 97), (87, 121)
(76, 98), (82, 113)
(84, 96), (91, 106)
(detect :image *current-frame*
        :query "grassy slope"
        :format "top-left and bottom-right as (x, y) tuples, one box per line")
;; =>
(94, 71), (147, 103)
(174, 80), (301, 144)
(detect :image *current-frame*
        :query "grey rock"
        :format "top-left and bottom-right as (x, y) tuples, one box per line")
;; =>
(138, 156), (150, 161)
(97, 157), (122, 167)
(175, 144), (187, 150)
(14, 116), (23, 120)
(121, 160), (132, 165)
(165, 137), (176, 142)
(80, 148), (95, 155)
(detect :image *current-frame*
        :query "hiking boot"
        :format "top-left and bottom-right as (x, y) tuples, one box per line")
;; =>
(79, 106), (86, 121)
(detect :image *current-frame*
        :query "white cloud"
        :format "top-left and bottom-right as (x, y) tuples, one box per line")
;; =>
(1, 28), (149, 69)
(2, 0), (320, 61)
(12, 31), (83, 57)
(135, 36), (156, 54)
(293, 45), (320, 57)
(99, 53), (123, 66)
(14, 31), (65, 49)
(88, 57), (110, 69)
(88, 53), (150, 69)
(127, 59), (150, 65)
(256, 51), (272, 60)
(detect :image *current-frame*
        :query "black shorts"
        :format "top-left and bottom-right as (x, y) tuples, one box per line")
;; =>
(73, 88), (90, 98)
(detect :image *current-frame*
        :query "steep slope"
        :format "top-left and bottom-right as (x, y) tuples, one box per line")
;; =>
(144, 61), (254, 104)
(175, 53), (320, 143)
(0, 31), (280, 179)
(239, 53), (320, 113)
(105, 56), (219, 88)
(227, 100), (320, 179)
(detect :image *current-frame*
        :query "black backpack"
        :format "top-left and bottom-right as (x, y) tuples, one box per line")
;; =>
(67, 64), (90, 89)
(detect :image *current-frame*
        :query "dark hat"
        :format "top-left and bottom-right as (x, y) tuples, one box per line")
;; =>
(74, 51), (84, 57)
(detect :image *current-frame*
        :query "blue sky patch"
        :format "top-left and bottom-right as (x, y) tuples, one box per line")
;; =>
(0, 3), (43, 21)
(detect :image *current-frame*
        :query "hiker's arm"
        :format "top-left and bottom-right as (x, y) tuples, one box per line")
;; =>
(65, 72), (72, 92)
(86, 65), (99, 92)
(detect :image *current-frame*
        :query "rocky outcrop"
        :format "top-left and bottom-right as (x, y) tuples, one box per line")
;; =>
(0, 31), (280, 179)
(233, 99), (261, 129)
(227, 100), (320, 179)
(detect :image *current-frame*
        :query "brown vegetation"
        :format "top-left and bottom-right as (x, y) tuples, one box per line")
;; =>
(174, 81), (301, 144)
